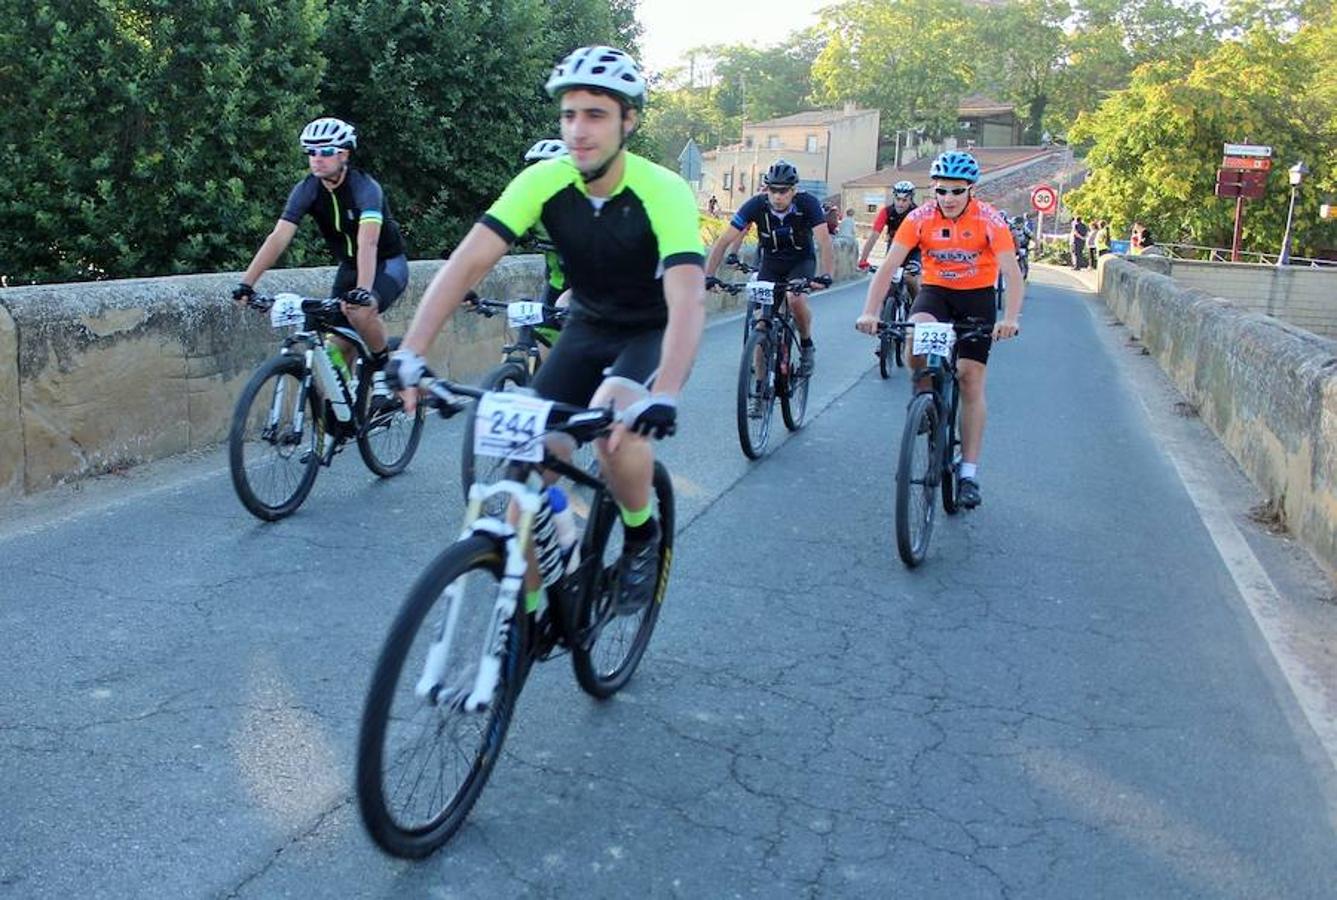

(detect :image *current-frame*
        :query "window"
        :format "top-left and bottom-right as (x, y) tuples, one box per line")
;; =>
(866, 203), (878, 213)
(767, 134), (780, 148)
(806, 135), (818, 153)
(743, 136), (754, 148)
(722, 171), (732, 190)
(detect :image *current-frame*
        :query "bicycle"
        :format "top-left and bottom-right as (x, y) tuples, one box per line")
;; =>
(457, 294), (569, 499)
(356, 373), (675, 858)
(710, 262), (814, 459)
(866, 261), (921, 379)
(228, 293), (425, 521)
(875, 318), (994, 567)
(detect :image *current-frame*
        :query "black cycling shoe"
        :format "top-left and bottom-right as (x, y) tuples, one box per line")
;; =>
(614, 522), (661, 615)
(957, 477), (982, 509)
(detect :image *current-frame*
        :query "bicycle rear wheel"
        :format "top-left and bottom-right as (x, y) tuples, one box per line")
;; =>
(228, 355), (321, 521)
(779, 323), (808, 431)
(356, 535), (528, 858)
(357, 375), (425, 477)
(460, 361), (529, 499)
(571, 462), (675, 698)
(895, 392), (940, 567)
(736, 328), (775, 459)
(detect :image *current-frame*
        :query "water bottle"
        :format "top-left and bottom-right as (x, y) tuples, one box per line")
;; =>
(327, 345), (351, 382)
(547, 486), (578, 558)
(311, 345), (352, 422)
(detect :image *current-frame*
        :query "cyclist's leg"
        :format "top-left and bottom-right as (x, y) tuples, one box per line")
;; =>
(588, 327), (663, 611)
(782, 257), (817, 341)
(905, 284), (950, 391)
(947, 286), (996, 472)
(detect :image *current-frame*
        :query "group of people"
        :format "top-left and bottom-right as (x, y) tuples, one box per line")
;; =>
(1069, 216), (1112, 269)
(229, 43), (1024, 611)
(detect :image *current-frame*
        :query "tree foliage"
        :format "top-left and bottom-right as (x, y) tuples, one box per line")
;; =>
(1, 0), (326, 284)
(1066, 15), (1337, 256)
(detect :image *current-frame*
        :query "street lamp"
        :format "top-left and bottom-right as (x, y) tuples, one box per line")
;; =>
(1278, 160), (1310, 266)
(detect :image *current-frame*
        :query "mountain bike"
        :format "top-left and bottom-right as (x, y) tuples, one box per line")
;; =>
(228, 293), (424, 521)
(875, 318), (994, 567)
(457, 294), (569, 499)
(356, 373), (674, 858)
(710, 263), (814, 459)
(867, 261), (921, 378)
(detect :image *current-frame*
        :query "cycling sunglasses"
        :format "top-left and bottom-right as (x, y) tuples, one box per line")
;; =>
(934, 186), (969, 196)
(304, 147), (343, 158)
(767, 185), (795, 194)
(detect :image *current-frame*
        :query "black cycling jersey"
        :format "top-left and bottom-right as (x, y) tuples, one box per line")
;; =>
(480, 152), (703, 329)
(730, 191), (826, 263)
(281, 169), (406, 265)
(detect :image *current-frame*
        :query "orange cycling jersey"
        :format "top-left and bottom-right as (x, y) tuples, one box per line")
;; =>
(892, 198), (1015, 290)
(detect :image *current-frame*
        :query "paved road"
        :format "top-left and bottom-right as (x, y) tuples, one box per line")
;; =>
(3, 272), (1336, 897)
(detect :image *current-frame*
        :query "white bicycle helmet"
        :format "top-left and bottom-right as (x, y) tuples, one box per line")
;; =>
(545, 46), (647, 110)
(300, 117), (357, 150)
(892, 180), (915, 195)
(524, 139), (568, 162)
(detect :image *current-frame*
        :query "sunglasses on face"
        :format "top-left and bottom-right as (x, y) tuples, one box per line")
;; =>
(767, 185), (794, 194)
(934, 186), (969, 196)
(304, 147), (342, 158)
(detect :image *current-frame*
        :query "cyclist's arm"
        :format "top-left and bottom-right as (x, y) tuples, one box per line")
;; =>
(860, 239), (913, 319)
(402, 224), (510, 355)
(655, 264), (706, 396)
(996, 250), (1024, 332)
(859, 206), (887, 264)
(355, 219), (381, 293)
(813, 226), (835, 281)
(241, 219), (298, 286)
(704, 224), (745, 278)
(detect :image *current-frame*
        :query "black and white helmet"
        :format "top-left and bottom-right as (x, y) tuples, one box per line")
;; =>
(300, 117), (356, 150)
(892, 180), (915, 196)
(545, 46), (647, 110)
(524, 139), (568, 162)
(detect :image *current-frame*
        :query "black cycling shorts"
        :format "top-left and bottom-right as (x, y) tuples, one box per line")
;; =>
(910, 284), (996, 365)
(327, 254), (409, 328)
(530, 318), (662, 407)
(758, 255), (816, 284)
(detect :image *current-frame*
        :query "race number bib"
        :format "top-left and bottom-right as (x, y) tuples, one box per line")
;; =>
(473, 391), (553, 462)
(506, 301), (545, 327)
(269, 293), (305, 328)
(746, 281), (776, 306)
(912, 323), (956, 357)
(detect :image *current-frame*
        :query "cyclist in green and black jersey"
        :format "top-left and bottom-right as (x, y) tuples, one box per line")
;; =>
(389, 46), (706, 614)
(234, 117), (408, 400)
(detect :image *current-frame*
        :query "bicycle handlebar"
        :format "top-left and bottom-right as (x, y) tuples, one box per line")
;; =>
(246, 293), (368, 315)
(462, 293), (568, 323)
(876, 319), (998, 342)
(414, 369), (616, 444)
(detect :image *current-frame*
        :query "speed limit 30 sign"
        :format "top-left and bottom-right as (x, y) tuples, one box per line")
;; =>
(1031, 185), (1057, 213)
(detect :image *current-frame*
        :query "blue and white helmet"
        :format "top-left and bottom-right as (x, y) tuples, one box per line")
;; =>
(524, 139), (568, 162)
(300, 117), (356, 150)
(930, 151), (979, 184)
(545, 46), (647, 110)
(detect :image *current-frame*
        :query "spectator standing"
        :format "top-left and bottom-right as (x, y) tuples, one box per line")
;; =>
(837, 208), (857, 238)
(1070, 216), (1089, 269)
(707, 194), (719, 218)
(1086, 219), (1100, 268)
(1096, 220), (1112, 256)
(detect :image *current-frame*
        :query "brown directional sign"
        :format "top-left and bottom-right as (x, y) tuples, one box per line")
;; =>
(1222, 156), (1272, 171)
(1215, 168), (1267, 200)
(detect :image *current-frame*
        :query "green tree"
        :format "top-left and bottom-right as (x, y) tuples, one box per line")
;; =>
(706, 30), (823, 124)
(321, 0), (553, 257)
(811, 0), (979, 152)
(972, 0), (1071, 143)
(0, 0), (326, 284)
(1067, 18), (1336, 257)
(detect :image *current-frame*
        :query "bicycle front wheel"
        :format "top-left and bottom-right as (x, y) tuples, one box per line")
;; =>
(877, 294), (896, 379)
(779, 324), (808, 431)
(941, 385), (961, 515)
(736, 328), (775, 459)
(895, 392), (940, 567)
(357, 380), (425, 478)
(571, 461), (675, 698)
(228, 355), (321, 521)
(356, 535), (529, 858)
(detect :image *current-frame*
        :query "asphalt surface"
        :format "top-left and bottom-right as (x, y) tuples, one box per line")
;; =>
(3, 271), (1336, 898)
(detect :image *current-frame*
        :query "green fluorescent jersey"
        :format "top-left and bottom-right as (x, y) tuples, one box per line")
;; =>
(482, 152), (704, 328)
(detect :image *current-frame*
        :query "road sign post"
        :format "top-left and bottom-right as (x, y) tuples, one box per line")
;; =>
(1217, 143), (1273, 261)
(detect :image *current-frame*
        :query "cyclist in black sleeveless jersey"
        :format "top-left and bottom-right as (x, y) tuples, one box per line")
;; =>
(233, 117), (408, 389)
(703, 160), (833, 377)
(388, 47), (705, 615)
